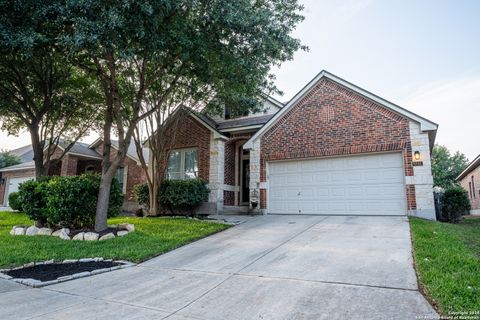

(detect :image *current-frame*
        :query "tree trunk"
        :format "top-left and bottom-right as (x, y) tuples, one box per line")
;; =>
(29, 125), (47, 180)
(148, 183), (159, 216)
(94, 170), (115, 231)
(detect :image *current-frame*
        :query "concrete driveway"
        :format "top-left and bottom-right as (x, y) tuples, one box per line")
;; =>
(0, 215), (437, 320)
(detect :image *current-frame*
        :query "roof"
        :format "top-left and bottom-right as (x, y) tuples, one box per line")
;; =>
(216, 114), (274, 130)
(57, 140), (102, 159)
(0, 161), (35, 172)
(244, 70), (439, 149)
(89, 138), (150, 163)
(9, 145), (34, 163)
(456, 154), (480, 181)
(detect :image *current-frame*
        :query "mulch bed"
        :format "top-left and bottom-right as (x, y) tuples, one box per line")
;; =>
(5, 261), (121, 282)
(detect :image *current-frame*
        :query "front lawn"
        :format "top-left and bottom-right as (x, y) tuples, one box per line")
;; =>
(0, 211), (229, 268)
(410, 217), (480, 315)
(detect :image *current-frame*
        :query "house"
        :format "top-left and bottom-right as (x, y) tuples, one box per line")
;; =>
(456, 154), (480, 215)
(0, 139), (148, 211)
(151, 70), (438, 220)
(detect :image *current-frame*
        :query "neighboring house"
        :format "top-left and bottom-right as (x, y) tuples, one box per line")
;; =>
(0, 140), (148, 211)
(456, 154), (480, 215)
(150, 70), (438, 220)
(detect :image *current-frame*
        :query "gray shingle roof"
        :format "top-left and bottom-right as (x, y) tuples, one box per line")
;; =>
(216, 114), (274, 130)
(0, 161), (35, 172)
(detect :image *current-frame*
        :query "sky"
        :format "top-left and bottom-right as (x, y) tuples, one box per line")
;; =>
(0, 0), (479, 160)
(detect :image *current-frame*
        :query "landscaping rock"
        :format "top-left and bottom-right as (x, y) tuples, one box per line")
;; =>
(117, 230), (129, 237)
(58, 230), (70, 240)
(72, 232), (85, 241)
(37, 228), (53, 236)
(9, 226), (16, 235)
(84, 232), (99, 241)
(99, 233), (115, 241)
(13, 227), (26, 235)
(119, 223), (135, 232)
(52, 228), (70, 237)
(26, 226), (40, 236)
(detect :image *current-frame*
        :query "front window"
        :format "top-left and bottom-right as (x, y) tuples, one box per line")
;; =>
(167, 148), (198, 180)
(116, 166), (125, 193)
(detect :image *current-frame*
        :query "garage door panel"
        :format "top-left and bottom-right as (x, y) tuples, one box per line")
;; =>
(268, 153), (406, 216)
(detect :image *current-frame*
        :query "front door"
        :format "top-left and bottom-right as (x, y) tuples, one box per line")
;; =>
(241, 159), (250, 204)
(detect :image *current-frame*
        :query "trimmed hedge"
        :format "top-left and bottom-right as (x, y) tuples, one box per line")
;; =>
(7, 192), (22, 211)
(441, 185), (471, 223)
(133, 183), (150, 210)
(17, 174), (123, 229)
(158, 179), (209, 215)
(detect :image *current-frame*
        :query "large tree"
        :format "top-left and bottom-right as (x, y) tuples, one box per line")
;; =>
(0, 150), (21, 169)
(431, 145), (469, 189)
(0, 1), (102, 179)
(56, 0), (305, 231)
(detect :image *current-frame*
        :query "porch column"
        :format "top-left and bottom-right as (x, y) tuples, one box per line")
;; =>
(249, 140), (262, 214)
(60, 155), (78, 176)
(208, 135), (225, 213)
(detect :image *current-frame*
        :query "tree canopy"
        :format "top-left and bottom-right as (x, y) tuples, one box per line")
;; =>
(53, 0), (306, 230)
(431, 145), (469, 189)
(0, 150), (21, 169)
(0, 0), (102, 179)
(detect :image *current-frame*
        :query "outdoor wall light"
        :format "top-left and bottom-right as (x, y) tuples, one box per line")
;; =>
(413, 151), (421, 161)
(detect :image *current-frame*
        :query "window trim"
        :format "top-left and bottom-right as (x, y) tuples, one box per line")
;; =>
(166, 147), (199, 180)
(472, 176), (476, 198)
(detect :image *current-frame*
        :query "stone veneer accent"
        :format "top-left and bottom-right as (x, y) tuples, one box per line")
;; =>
(405, 121), (436, 219)
(208, 136), (225, 212)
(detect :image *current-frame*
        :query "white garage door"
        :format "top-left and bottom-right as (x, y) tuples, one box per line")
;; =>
(268, 152), (406, 215)
(6, 177), (34, 206)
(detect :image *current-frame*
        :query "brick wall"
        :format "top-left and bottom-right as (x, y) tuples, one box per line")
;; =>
(259, 78), (414, 209)
(460, 164), (480, 212)
(155, 110), (211, 183)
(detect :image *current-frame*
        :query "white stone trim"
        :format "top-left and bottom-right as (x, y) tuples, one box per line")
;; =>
(208, 133), (225, 213)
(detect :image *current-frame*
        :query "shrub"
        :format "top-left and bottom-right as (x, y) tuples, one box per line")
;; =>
(8, 192), (22, 211)
(133, 183), (150, 210)
(18, 178), (50, 225)
(45, 174), (123, 229)
(441, 185), (471, 223)
(17, 174), (123, 229)
(158, 179), (209, 215)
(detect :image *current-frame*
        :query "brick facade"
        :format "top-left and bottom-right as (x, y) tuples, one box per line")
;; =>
(0, 168), (36, 204)
(157, 110), (211, 183)
(459, 163), (480, 214)
(259, 78), (414, 210)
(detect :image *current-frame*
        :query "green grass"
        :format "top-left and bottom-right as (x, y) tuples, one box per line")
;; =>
(410, 217), (480, 315)
(0, 211), (230, 268)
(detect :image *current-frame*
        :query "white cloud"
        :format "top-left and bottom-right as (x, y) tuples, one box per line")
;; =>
(400, 75), (480, 160)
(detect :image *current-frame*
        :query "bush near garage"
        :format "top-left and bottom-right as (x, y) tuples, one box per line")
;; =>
(158, 179), (209, 216)
(7, 192), (22, 211)
(17, 174), (123, 229)
(440, 185), (471, 223)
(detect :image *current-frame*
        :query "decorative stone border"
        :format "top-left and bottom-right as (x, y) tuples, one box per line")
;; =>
(0, 258), (135, 288)
(9, 223), (135, 241)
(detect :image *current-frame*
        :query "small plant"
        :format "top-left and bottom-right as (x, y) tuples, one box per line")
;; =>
(441, 185), (471, 223)
(133, 183), (150, 211)
(158, 179), (209, 216)
(7, 192), (22, 211)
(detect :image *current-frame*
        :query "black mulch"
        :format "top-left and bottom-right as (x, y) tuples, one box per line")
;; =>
(5, 261), (122, 282)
